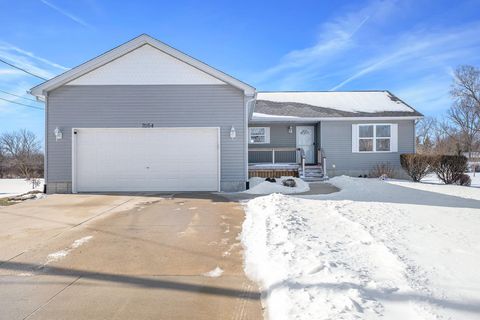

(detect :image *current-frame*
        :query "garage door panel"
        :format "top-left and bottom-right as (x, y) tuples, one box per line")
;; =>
(74, 128), (219, 192)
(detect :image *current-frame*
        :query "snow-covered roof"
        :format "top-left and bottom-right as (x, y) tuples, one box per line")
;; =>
(252, 91), (422, 122)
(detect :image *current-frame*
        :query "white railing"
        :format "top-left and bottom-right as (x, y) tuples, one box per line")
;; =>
(249, 147), (305, 166)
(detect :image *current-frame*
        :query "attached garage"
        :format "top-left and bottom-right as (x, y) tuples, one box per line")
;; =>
(72, 128), (220, 192)
(30, 34), (255, 193)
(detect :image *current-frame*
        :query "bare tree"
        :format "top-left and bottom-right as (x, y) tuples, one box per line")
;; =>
(0, 129), (43, 180)
(446, 65), (480, 157)
(451, 65), (480, 112)
(416, 116), (437, 154)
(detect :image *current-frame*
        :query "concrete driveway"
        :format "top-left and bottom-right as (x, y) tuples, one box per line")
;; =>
(0, 193), (263, 319)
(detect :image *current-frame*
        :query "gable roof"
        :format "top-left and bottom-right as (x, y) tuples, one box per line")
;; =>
(252, 91), (423, 122)
(30, 34), (255, 98)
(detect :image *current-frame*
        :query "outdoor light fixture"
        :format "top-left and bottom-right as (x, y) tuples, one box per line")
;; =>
(54, 127), (63, 141)
(230, 126), (236, 139)
(288, 126), (293, 134)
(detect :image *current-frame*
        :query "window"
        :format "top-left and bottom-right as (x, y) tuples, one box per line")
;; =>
(249, 127), (270, 144)
(357, 124), (393, 152)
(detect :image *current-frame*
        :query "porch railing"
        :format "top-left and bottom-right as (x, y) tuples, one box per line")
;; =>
(249, 147), (306, 176)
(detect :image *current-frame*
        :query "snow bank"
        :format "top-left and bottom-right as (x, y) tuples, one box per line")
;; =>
(0, 179), (44, 199)
(245, 177), (309, 195)
(242, 176), (480, 319)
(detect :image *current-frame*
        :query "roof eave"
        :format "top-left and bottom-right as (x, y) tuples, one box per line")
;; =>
(250, 115), (423, 123)
(30, 34), (255, 98)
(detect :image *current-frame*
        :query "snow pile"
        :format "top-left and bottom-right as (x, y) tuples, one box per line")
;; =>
(256, 91), (414, 114)
(0, 179), (44, 199)
(202, 266), (224, 278)
(242, 176), (480, 319)
(245, 177), (309, 195)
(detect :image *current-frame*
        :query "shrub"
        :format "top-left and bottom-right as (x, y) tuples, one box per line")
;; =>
(456, 174), (471, 186)
(431, 155), (468, 184)
(282, 178), (296, 187)
(400, 154), (432, 182)
(369, 162), (396, 178)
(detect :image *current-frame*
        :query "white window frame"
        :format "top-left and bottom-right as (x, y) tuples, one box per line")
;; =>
(248, 127), (270, 144)
(355, 124), (396, 153)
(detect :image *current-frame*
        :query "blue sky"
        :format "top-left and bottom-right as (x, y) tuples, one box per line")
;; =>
(1, 0), (480, 146)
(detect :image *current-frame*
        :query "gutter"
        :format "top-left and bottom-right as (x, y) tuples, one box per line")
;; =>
(244, 94), (256, 187)
(250, 116), (423, 123)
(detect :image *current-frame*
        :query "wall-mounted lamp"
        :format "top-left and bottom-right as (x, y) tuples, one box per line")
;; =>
(288, 126), (293, 134)
(230, 126), (236, 139)
(54, 127), (63, 141)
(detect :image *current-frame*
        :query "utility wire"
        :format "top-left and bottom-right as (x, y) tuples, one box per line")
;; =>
(0, 89), (39, 103)
(0, 57), (48, 80)
(0, 97), (44, 110)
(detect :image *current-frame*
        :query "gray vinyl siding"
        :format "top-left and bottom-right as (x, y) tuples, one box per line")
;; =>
(248, 123), (315, 163)
(46, 84), (246, 191)
(321, 120), (415, 177)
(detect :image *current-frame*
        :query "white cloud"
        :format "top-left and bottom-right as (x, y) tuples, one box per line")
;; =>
(0, 42), (68, 71)
(40, 0), (93, 29)
(0, 41), (68, 80)
(330, 23), (480, 90)
(0, 69), (23, 76)
(252, 0), (398, 87)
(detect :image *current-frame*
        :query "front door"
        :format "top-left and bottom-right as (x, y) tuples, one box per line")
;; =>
(296, 126), (315, 164)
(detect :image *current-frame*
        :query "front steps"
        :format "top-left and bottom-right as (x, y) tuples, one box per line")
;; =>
(300, 165), (329, 182)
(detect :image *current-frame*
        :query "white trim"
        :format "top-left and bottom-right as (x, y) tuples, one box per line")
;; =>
(244, 95), (256, 185)
(217, 127), (221, 192)
(248, 127), (270, 144)
(71, 128), (77, 193)
(250, 116), (422, 123)
(352, 124), (359, 153)
(356, 123), (396, 153)
(391, 123), (398, 152)
(30, 34), (255, 97)
(44, 94), (48, 188)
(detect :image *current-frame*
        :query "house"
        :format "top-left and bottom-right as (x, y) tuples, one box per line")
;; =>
(248, 91), (423, 180)
(30, 34), (422, 193)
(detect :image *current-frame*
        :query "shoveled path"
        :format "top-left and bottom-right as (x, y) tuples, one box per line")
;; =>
(0, 193), (263, 319)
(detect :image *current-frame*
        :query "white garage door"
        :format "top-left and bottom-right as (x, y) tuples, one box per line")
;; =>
(73, 128), (220, 192)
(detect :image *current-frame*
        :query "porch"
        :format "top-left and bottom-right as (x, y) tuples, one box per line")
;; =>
(248, 147), (327, 181)
(247, 123), (327, 180)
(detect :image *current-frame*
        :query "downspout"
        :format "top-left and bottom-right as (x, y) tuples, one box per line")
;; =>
(244, 94), (256, 188)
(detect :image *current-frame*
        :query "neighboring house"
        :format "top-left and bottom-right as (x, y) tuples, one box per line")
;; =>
(30, 34), (422, 193)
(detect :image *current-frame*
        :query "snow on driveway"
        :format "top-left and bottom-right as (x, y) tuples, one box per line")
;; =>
(242, 176), (480, 320)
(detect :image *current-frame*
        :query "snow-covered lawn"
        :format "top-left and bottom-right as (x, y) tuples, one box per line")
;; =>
(420, 172), (480, 187)
(242, 176), (480, 320)
(0, 179), (44, 199)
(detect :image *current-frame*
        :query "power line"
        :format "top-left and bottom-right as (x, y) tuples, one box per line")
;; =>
(0, 57), (48, 80)
(0, 89), (39, 103)
(0, 97), (44, 110)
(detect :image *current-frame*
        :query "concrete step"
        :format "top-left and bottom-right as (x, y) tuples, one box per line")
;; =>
(304, 177), (329, 182)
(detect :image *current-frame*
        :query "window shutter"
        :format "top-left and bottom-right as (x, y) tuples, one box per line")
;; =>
(391, 124), (398, 152)
(352, 124), (359, 153)
(265, 127), (271, 143)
